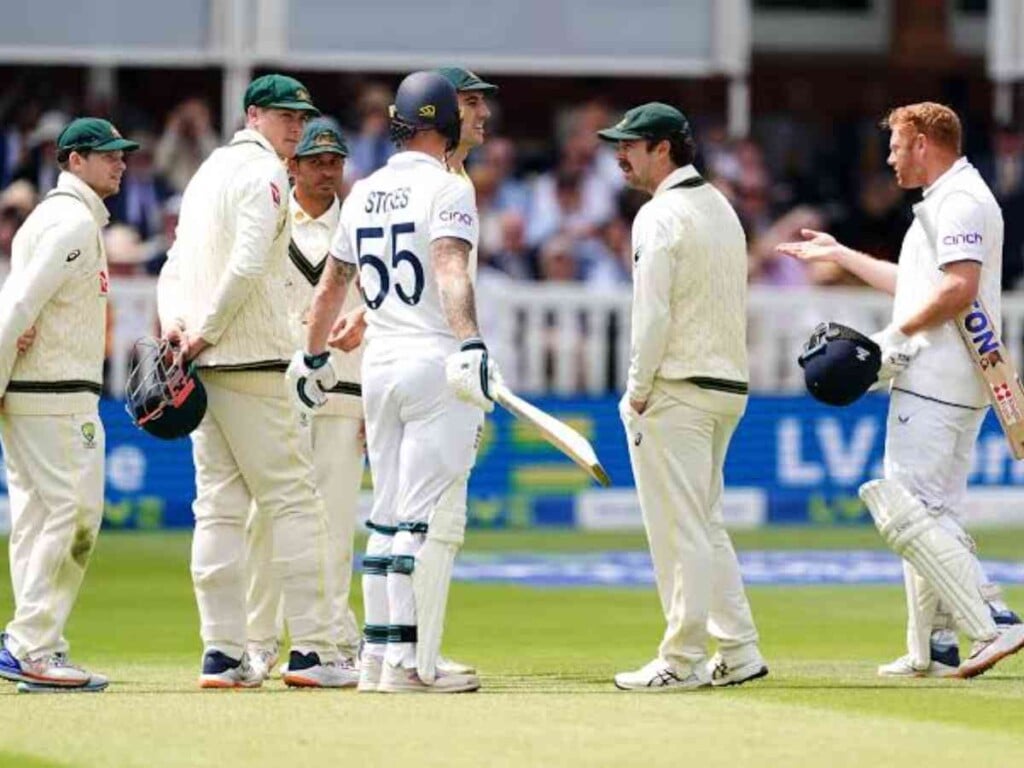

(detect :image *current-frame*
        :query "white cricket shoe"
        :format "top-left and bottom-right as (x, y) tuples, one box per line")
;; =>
(245, 641), (280, 682)
(958, 624), (1024, 679)
(437, 655), (477, 675)
(707, 652), (769, 687)
(357, 654), (383, 693)
(377, 661), (480, 693)
(282, 652), (359, 688)
(877, 654), (958, 678)
(614, 658), (711, 692)
(198, 649), (262, 689)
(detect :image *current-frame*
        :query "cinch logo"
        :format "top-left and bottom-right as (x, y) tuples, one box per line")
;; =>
(943, 232), (983, 246)
(962, 300), (1000, 355)
(440, 210), (474, 226)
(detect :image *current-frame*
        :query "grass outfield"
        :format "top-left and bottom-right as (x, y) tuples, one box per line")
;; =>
(1, 528), (1023, 768)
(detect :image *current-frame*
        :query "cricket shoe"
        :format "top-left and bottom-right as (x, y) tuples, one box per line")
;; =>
(198, 649), (262, 689)
(357, 654), (383, 693)
(377, 661), (480, 693)
(878, 654), (959, 678)
(18, 673), (109, 694)
(437, 655), (477, 675)
(958, 624), (1024, 679)
(245, 641), (280, 682)
(614, 658), (711, 692)
(707, 652), (769, 687)
(0, 636), (94, 687)
(283, 652), (359, 688)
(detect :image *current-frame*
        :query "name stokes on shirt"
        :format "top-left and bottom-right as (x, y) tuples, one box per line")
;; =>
(365, 187), (411, 214)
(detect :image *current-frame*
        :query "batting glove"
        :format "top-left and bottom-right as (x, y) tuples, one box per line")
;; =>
(286, 350), (337, 414)
(445, 338), (502, 413)
(870, 324), (922, 382)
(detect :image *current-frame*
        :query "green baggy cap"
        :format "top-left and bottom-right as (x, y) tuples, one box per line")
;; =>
(295, 117), (349, 158)
(436, 67), (499, 94)
(597, 102), (690, 142)
(57, 117), (140, 154)
(244, 74), (320, 114)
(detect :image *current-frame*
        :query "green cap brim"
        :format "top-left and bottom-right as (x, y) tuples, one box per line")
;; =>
(94, 138), (141, 152)
(597, 128), (642, 142)
(460, 82), (498, 93)
(296, 146), (347, 158)
(268, 100), (321, 115)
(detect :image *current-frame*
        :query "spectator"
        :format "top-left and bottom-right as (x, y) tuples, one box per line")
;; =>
(537, 234), (580, 282)
(345, 83), (395, 182)
(154, 98), (218, 193)
(142, 194), (182, 276)
(108, 133), (169, 240)
(0, 101), (42, 187)
(0, 180), (37, 268)
(488, 210), (538, 280)
(13, 110), (66, 194)
(978, 123), (1024, 288)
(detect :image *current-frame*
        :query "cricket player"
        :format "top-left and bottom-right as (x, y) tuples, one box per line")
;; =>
(330, 66), (499, 686)
(598, 103), (768, 691)
(0, 117), (139, 693)
(157, 74), (353, 688)
(777, 102), (1024, 678)
(291, 70), (498, 693)
(244, 117), (364, 679)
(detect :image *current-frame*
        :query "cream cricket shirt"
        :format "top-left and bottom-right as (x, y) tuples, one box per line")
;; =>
(287, 191), (363, 417)
(157, 129), (293, 374)
(627, 165), (748, 410)
(0, 172), (109, 414)
(892, 158), (1003, 409)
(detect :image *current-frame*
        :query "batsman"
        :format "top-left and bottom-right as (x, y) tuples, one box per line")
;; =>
(778, 102), (1024, 678)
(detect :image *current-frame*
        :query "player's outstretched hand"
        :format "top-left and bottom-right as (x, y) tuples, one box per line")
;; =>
(775, 228), (846, 264)
(327, 306), (368, 352)
(445, 338), (502, 413)
(286, 350), (338, 414)
(871, 323), (923, 381)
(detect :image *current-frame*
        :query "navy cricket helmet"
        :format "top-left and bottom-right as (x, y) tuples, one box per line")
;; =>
(389, 70), (461, 151)
(125, 337), (207, 439)
(797, 322), (881, 406)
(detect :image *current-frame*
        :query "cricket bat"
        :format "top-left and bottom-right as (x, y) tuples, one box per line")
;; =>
(492, 382), (611, 486)
(956, 298), (1024, 459)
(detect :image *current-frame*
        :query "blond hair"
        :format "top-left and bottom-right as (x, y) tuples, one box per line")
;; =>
(881, 102), (962, 154)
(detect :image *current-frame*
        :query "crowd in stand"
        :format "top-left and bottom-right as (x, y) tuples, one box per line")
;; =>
(3, 85), (1024, 292)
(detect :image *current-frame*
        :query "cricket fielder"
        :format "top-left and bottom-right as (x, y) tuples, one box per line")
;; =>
(778, 102), (1024, 678)
(0, 118), (139, 693)
(291, 70), (498, 693)
(244, 117), (364, 678)
(157, 74), (352, 688)
(598, 104), (767, 691)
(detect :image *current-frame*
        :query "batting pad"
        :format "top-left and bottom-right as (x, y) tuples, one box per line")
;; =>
(859, 479), (995, 640)
(413, 476), (468, 684)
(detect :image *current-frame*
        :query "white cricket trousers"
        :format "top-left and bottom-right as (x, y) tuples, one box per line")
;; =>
(883, 389), (993, 662)
(246, 413), (364, 657)
(361, 343), (482, 666)
(620, 389), (759, 672)
(1, 411), (104, 659)
(189, 372), (334, 660)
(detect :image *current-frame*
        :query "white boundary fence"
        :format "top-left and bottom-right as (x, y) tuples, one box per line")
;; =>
(100, 277), (1024, 396)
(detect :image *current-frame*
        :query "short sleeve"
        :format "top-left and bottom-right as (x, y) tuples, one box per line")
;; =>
(330, 194), (357, 265)
(429, 176), (478, 248)
(935, 191), (986, 266)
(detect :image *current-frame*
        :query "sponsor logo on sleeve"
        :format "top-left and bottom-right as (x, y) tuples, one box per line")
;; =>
(65, 249), (80, 263)
(270, 181), (281, 208)
(942, 232), (983, 246)
(99, 270), (109, 295)
(439, 209), (474, 227)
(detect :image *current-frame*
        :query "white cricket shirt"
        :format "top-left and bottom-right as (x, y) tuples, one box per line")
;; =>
(891, 158), (1004, 408)
(328, 151), (478, 356)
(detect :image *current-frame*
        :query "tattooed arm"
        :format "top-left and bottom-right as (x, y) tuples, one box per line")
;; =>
(306, 256), (358, 355)
(431, 237), (480, 341)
